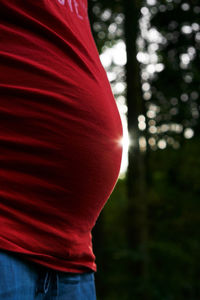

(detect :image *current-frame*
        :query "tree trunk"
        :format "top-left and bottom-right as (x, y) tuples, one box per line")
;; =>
(124, 1), (150, 298)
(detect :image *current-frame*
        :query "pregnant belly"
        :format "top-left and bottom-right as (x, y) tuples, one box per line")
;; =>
(0, 24), (123, 234)
(0, 77), (123, 232)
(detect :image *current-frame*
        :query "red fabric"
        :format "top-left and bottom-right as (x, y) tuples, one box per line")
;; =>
(0, 0), (123, 273)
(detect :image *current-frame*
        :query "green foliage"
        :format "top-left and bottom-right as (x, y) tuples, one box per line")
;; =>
(88, 0), (124, 53)
(147, 0), (200, 137)
(94, 139), (200, 299)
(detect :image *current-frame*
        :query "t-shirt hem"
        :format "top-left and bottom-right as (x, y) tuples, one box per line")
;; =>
(0, 237), (97, 273)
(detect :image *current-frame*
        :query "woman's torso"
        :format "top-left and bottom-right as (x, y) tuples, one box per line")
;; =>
(0, 0), (123, 272)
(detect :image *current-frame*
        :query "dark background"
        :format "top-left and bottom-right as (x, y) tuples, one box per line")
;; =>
(88, 1), (200, 299)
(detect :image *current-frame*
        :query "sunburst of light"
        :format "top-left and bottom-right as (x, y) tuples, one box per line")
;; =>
(118, 127), (132, 177)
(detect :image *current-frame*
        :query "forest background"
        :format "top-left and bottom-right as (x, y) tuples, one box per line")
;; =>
(88, 0), (200, 299)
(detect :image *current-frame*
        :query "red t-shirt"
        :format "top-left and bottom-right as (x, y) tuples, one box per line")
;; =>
(0, 0), (123, 273)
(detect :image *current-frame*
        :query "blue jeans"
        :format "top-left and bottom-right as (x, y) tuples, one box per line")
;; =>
(0, 250), (97, 300)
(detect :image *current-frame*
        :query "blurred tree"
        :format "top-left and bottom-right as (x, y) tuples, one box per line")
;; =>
(123, 1), (150, 299)
(88, 1), (150, 299)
